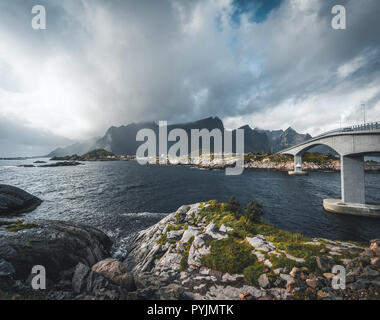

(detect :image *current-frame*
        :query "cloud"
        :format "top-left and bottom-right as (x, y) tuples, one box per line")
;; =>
(0, 0), (379, 155)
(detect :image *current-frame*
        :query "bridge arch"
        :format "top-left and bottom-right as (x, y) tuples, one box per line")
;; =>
(279, 127), (380, 207)
(283, 142), (340, 157)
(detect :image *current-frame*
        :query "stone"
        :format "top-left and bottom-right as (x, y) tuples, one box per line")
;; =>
(306, 278), (318, 289)
(369, 239), (380, 255)
(341, 259), (352, 265)
(0, 184), (42, 216)
(258, 274), (270, 288)
(370, 257), (380, 268)
(274, 268), (283, 275)
(286, 280), (297, 293)
(181, 227), (201, 243)
(273, 278), (286, 287)
(167, 230), (183, 240)
(358, 255), (370, 267)
(317, 290), (330, 299)
(246, 235), (275, 252)
(347, 280), (366, 291)
(315, 256), (335, 272)
(92, 258), (135, 290)
(0, 259), (15, 277)
(222, 273), (244, 282)
(204, 222), (227, 239)
(0, 220), (112, 280)
(188, 244), (210, 268)
(72, 263), (91, 294)
(155, 252), (182, 271)
(323, 273), (335, 279)
(361, 266), (379, 278)
(239, 292), (254, 300)
(289, 267), (301, 278)
(219, 224), (233, 233)
(280, 273), (294, 284)
(361, 249), (375, 257)
(159, 283), (185, 300)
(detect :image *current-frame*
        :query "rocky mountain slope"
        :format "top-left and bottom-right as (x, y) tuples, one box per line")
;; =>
(48, 117), (312, 157)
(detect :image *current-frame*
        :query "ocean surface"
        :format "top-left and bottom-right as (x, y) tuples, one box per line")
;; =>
(1, 158), (380, 257)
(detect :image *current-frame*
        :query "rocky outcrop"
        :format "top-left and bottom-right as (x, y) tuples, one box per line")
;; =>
(0, 185), (42, 216)
(0, 220), (112, 280)
(91, 258), (134, 289)
(39, 161), (84, 167)
(0, 219), (115, 299)
(1, 200), (379, 300)
(122, 202), (380, 300)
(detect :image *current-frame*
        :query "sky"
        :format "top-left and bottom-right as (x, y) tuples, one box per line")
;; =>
(0, 0), (380, 156)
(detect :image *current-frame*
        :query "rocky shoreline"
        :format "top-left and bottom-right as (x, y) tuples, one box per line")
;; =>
(1, 192), (379, 300)
(191, 158), (380, 172)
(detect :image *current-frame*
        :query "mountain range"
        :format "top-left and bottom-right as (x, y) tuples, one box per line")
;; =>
(47, 117), (314, 157)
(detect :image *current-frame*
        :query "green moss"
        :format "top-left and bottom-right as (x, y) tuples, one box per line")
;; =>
(153, 251), (165, 261)
(156, 224), (182, 246)
(275, 242), (325, 259)
(243, 262), (268, 286)
(157, 232), (168, 246)
(180, 236), (195, 271)
(252, 222), (310, 243)
(269, 254), (300, 271)
(3, 219), (36, 232)
(201, 237), (256, 274)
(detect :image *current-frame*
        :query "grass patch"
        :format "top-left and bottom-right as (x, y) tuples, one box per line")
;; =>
(243, 262), (268, 286)
(275, 242), (325, 259)
(269, 254), (300, 271)
(201, 237), (256, 274)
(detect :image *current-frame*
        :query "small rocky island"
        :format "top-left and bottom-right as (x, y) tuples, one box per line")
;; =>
(0, 186), (379, 300)
(50, 149), (132, 162)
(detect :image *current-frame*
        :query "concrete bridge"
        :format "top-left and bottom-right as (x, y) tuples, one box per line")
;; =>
(279, 122), (380, 217)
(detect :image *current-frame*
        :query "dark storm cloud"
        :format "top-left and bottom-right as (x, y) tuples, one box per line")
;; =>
(0, 0), (380, 155)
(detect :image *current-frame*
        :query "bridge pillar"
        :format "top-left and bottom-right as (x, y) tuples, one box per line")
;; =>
(341, 155), (365, 204)
(294, 154), (303, 172)
(288, 153), (307, 175)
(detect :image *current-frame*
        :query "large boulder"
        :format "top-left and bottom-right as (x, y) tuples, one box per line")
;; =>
(0, 220), (112, 280)
(0, 184), (42, 216)
(92, 258), (135, 290)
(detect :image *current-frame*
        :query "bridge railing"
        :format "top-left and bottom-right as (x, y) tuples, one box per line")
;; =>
(351, 122), (380, 131)
(313, 121), (380, 139)
(279, 121), (380, 153)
